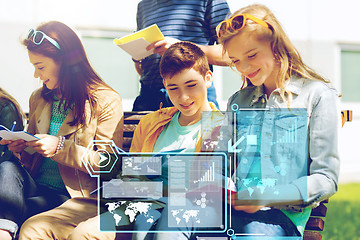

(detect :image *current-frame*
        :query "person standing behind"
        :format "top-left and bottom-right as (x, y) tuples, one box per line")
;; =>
(0, 88), (25, 240)
(0, 21), (123, 240)
(132, 0), (230, 111)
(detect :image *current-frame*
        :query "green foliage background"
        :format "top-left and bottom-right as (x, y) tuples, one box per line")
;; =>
(322, 183), (360, 240)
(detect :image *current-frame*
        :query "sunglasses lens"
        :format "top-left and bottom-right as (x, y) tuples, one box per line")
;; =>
(217, 22), (228, 37)
(27, 29), (35, 39)
(33, 32), (44, 44)
(231, 15), (245, 30)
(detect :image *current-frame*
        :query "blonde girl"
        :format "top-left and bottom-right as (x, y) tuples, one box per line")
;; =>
(215, 3), (340, 237)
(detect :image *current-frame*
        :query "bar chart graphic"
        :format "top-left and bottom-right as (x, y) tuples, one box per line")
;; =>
(194, 162), (216, 183)
(277, 118), (298, 144)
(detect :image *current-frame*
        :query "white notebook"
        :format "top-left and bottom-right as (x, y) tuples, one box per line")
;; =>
(0, 125), (39, 142)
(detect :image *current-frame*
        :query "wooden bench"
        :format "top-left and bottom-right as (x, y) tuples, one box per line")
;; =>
(123, 110), (353, 240)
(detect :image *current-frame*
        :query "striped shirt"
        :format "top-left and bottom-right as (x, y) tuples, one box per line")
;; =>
(136, 0), (230, 88)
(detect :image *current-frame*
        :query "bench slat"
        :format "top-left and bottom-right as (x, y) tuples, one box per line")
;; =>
(123, 137), (133, 152)
(310, 203), (327, 217)
(305, 217), (324, 231)
(124, 111), (151, 119)
(303, 231), (322, 240)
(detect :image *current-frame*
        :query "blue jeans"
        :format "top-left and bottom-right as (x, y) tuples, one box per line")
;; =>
(0, 159), (70, 237)
(132, 82), (219, 111)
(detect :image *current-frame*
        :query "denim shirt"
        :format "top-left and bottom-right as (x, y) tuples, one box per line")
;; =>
(226, 77), (341, 209)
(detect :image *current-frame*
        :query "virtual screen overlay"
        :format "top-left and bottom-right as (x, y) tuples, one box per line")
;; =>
(86, 108), (308, 239)
(99, 152), (227, 233)
(219, 108), (309, 205)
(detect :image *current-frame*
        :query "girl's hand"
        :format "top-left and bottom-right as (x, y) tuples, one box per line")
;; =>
(0, 139), (27, 153)
(26, 134), (59, 158)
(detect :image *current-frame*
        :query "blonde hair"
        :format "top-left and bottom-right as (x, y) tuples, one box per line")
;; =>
(218, 4), (329, 100)
(0, 88), (25, 121)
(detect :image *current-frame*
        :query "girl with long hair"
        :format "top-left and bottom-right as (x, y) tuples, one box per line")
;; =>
(213, 3), (340, 237)
(0, 21), (123, 240)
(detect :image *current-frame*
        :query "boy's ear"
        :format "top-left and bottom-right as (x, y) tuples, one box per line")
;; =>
(163, 79), (167, 89)
(204, 70), (213, 89)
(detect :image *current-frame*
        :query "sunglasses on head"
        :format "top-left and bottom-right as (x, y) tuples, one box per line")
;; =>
(216, 13), (269, 38)
(27, 28), (61, 50)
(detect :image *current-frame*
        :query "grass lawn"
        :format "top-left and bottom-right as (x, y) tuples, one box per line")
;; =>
(322, 183), (360, 240)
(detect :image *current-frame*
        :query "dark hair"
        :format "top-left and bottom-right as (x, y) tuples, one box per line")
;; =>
(160, 41), (210, 80)
(23, 21), (112, 126)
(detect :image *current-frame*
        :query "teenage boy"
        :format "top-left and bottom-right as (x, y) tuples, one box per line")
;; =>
(130, 41), (222, 153)
(129, 40), (224, 240)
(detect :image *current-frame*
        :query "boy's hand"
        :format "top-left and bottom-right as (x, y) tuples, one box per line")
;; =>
(227, 190), (265, 213)
(0, 139), (27, 153)
(146, 37), (180, 56)
(232, 205), (265, 213)
(26, 134), (59, 158)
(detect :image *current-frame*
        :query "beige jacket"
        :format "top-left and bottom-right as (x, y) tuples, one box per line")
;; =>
(21, 86), (123, 198)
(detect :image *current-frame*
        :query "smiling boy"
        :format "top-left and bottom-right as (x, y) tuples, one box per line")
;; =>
(126, 41), (224, 240)
(130, 41), (221, 153)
